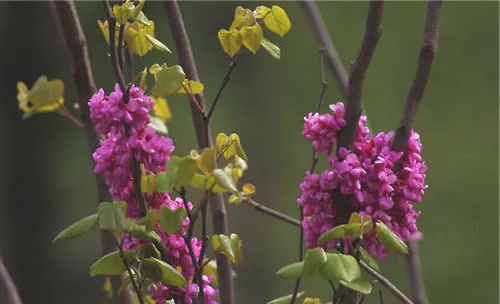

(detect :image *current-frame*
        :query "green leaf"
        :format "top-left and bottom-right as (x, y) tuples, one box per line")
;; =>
(103, 277), (113, 298)
(241, 24), (263, 54)
(190, 174), (229, 193)
(359, 248), (380, 272)
(375, 221), (408, 254)
(218, 29), (243, 57)
(151, 65), (186, 97)
(134, 10), (150, 26)
(17, 76), (65, 118)
(212, 234), (236, 263)
(149, 116), (168, 136)
(230, 233), (243, 264)
(159, 207), (186, 234)
(261, 5), (292, 37)
(302, 247), (327, 278)
(319, 253), (361, 282)
(228, 193), (242, 204)
(123, 219), (157, 240)
(156, 155), (197, 192)
(317, 224), (348, 243)
(136, 210), (159, 231)
(275, 261), (304, 279)
(345, 213), (373, 238)
(52, 214), (98, 243)
(202, 259), (219, 286)
(261, 37), (281, 59)
(89, 250), (135, 276)
(266, 292), (305, 304)
(145, 34), (172, 53)
(212, 168), (238, 193)
(339, 279), (372, 295)
(141, 258), (187, 288)
(98, 201), (128, 234)
(137, 244), (161, 259)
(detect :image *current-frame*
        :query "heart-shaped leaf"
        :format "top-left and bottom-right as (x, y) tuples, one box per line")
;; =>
(218, 29), (243, 57)
(241, 24), (263, 54)
(319, 253), (361, 282)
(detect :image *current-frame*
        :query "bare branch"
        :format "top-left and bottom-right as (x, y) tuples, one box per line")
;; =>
(391, 0), (443, 152)
(0, 257), (22, 304)
(49, 1), (135, 302)
(244, 198), (301, 227)
(406, 242), (429, 304)
(163, 1), (235, 303)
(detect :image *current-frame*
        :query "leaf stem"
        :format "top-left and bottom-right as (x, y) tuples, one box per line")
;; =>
(113, 236), (144, 304)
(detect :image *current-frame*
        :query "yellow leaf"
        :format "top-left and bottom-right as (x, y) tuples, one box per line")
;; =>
(197, 147), (217, 175)
(254, 6), (271, 19)
(262, 5), (291, 38)
(152, 97), (171, 122)
(241, 24), (263, 54)
(230, 6), (255, 31)
(178, 79), (204, 94)
(242, 183), (255, 195)
(149, 63), (163, 80)
(97, 20), (110, 44)
(215, 133), (248, 161)
(218, 29), (243, 57)
(145, 34), (171, 53)
(139, 67), (148, 90)
(112, 1), (135, 24)
(125, 21), (155, 57)
(17, 76), (64, 119)
(140, 165), (156, 194)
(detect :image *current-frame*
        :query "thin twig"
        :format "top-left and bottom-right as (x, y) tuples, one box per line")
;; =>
(163, 2), (235, 303)
(244, 198), (301, 227)
(113, 237), (144, 304)
(0, 257), (22, 304)
(196, 192), (209, 304)
(359, 261), (414, 304)
(391, 2), (442, 304)
(50, 1), (135, 302)
(206, 55), (239, 121)
(118, 24), (126, 74)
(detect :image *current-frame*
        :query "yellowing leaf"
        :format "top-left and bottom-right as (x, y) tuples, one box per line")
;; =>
(125, 21), (155, 57)
(97, 20), (111, 44)
(262, 5), (291, 38)
(139, 67), (148, 90)
(151, 65), (186, 97)
(230, 7), (255, 31)
(140, 165), (156, 194)
(218, 29), (243, 57)
(215, 133), (248, 161)
(112, 1), (135, 24)
(241, 24), (263, 54)
(152, 97), (172, 122)
(254, 6), (271, 19)
(178, 80), (204, 94)
(242, 183), (255, 195)
(197, 147), (217, 175)
(17, 76), (64, 119)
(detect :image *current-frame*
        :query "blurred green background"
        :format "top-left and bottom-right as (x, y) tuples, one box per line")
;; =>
(0, 1), (497, 304)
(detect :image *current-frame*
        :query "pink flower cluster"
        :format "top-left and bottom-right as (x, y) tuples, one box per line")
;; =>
(299, 102), (427, 259)
(89, 84), (217, 303)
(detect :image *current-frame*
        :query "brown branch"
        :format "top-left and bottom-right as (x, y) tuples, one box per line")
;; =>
(244, 198), (301, 227)
(0, 257), (22, 304)
(163, 1), (235, 303)
(49, 1), (135, 303)
(390, 2), (442, 304)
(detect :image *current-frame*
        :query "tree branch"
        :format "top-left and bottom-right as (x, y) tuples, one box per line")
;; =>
(0, 257), (22, 304)
(163, 1), (235, 303)
(390, 2), (442, 304)
(49, 1), (135, 302)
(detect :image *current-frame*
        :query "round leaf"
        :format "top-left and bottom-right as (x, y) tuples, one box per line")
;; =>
(302, 247), (327, 277)
(89, 250), (135, 276)
(159, 207), (186, 234)
(261, 5), (291, 37)
(319, 253), (361, 282)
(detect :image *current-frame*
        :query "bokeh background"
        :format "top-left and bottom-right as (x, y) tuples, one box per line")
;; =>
(0, 1), (497, 304)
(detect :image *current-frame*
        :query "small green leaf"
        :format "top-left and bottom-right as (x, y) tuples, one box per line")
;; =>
(218, 29), (243, 57)
(241, 24), (263, 54)
(317, 224), (348, 243)
(345, 213), (373, 238)
(228, 193), (242, 204)
(156, 155), (197, 192)
(359, 248), (380, 272)
(98, 201), (128, 234)
(261, 37), (281, 59)
(190, 174), (229, 193)
(141, 258), (187, 288)
(230, 233), (243, 264)
(123, 219), (156, 240)
(159, 207), (186, 234)
(266, 292), (305, 304)
(89, 250), (135, 276)
(137, 243), (161, 259)
(149, 116), (168, 136)
(145, 34), (172, 53)
(261, 5), (292, 37)
(275, 261), (304, 279)
(212, 234), (236, 263)
(151, 65), (186, 98)
(136, 210), (159, 231)
(103, 277), (113, 298)
(319, 253), (361, 282)
(52, 214), (98, 243)
(212, 168), (238, 193)
(339, 279), (372, 294)
(302, 247), (327, 278)
(375, 221), (408, 254)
